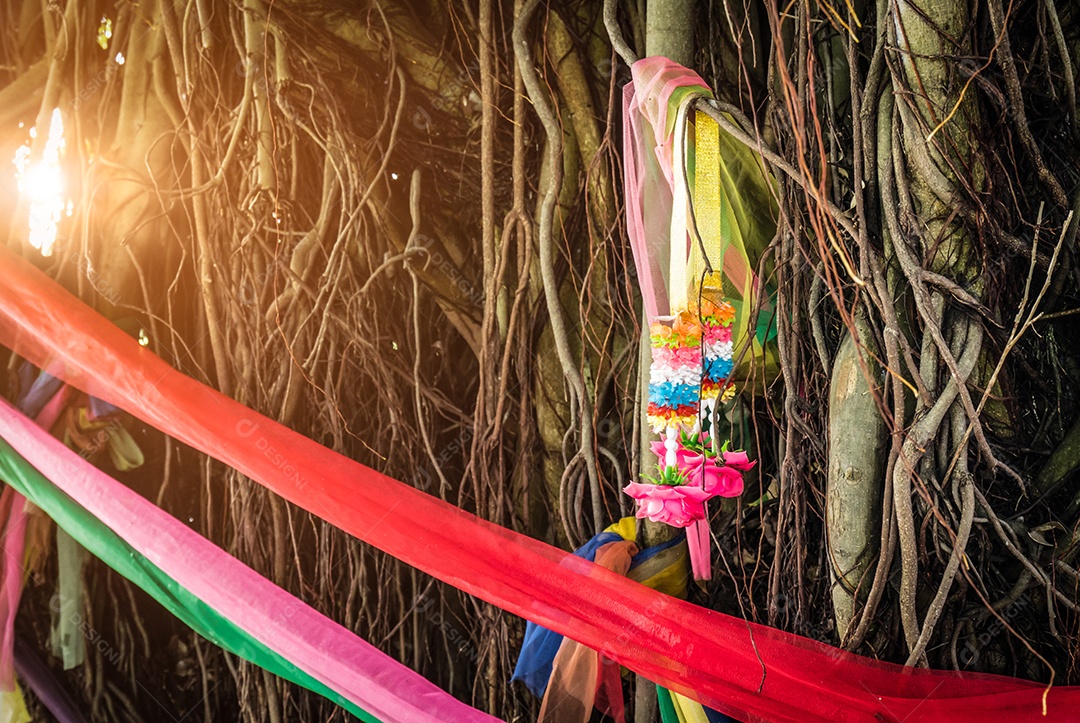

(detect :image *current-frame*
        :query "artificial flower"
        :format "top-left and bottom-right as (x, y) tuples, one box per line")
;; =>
(648, 382), (700, 407)
(650, 321), (674, 341)
(623, 482), (711, 527)
(712, 302), (735, 326)
(672, 311), (702, 345)
(683, 453), (744, 497)
(722, 449), (756, 470)
(703, 324), (732, 345)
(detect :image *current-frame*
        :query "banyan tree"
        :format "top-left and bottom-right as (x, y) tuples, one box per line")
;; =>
(0, 0), (1077, 720)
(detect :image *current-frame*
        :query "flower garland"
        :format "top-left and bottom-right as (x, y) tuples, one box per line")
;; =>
(625, 298), (754, 580)
(645, 300), (735, 434)
(642, 299), (738, 484)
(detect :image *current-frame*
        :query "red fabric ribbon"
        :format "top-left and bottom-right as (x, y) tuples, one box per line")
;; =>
(0, 245), (1076, 722)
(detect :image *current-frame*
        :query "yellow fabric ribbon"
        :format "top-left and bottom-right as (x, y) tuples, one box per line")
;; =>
(0, 684), (31, 723)
(605, 518), (688, 599)
(689, 109), (781, 391)
(671, 691), (712, 723)
(606, 519), (712, 722)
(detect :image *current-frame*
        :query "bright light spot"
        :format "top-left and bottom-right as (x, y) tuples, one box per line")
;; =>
(390, 172), (399, 180)
(391, 341), (399, 350)
(97, 17), (113, 50)
(13, 108), (66, 257)
(138, 329), (150, 347)
(65, 199), (73, 217)
(114, 51), (125, 65)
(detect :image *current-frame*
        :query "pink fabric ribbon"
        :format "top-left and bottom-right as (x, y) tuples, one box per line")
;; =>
(0, 398), (498, 723)
(687, 519), (711, 581)
(0, 384), (72, 691)
(0, 486), (27, 692)
(624, 57), (711, 321)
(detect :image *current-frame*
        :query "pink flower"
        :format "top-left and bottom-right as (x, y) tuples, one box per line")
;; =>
(680, 453), (744, 498)
(706, 464), (745, 497)
(623, 482), (711, 527)
(651, 345), (701, 369)
(651, 346), (677, 366)
(673, 345), (701, 366)
(629, 443), (756, 527)
(721, 450), (756, 471)
(648, 441), (754, 498)
(704, 325), (731, 345)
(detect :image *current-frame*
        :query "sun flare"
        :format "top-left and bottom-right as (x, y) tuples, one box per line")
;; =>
(12, 107), (66, 257)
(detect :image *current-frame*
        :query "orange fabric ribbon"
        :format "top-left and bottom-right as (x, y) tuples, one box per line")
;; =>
(538, 540), (637, 723)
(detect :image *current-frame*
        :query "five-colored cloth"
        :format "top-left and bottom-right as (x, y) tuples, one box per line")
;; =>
(515, 519), (692, 722)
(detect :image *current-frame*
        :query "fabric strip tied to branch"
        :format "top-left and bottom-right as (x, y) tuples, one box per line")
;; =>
(0, 243), (1075, 720)
(0, 395), (496, 723)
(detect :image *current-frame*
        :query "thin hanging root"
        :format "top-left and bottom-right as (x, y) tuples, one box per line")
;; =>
(408, 170), (452, 497)
(905, 406), (975, 666)
(976, 487), (1080, 613)
(987, 0), (1069, 208)
(514, 0), (604, 534)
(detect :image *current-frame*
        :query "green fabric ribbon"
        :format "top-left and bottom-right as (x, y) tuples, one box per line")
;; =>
(49, 527), (85, 670)
(658, 686), (680, 722)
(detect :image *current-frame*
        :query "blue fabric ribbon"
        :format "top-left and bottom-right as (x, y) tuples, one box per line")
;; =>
(15, 367), (63, 421)
(17, 363), (121, 422)
(512, 531), (687, 698)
